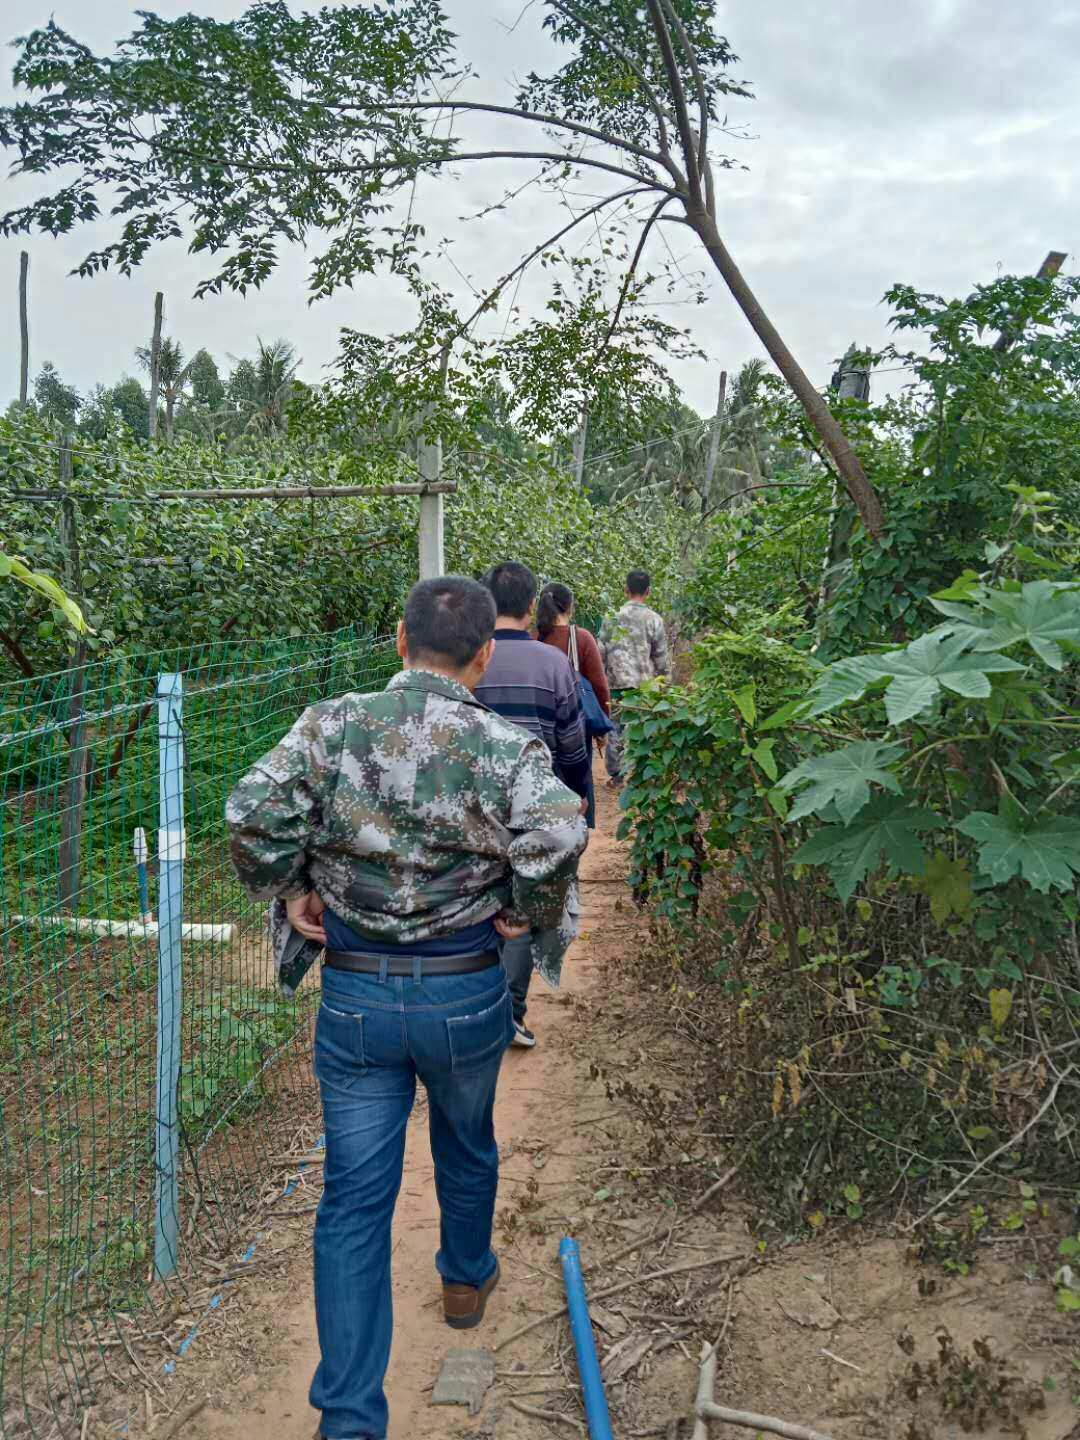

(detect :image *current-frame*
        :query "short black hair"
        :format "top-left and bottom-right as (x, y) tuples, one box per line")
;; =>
(403, 576), (496, 668)
(482, 561), (537, 620)
(627, 568), (651, 597)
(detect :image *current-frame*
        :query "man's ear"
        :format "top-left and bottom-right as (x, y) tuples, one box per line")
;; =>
(471, 637), (496, 683)
(396, 619), (408, 662)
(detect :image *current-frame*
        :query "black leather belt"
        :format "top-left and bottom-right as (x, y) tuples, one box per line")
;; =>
(323, 948), (500, 977)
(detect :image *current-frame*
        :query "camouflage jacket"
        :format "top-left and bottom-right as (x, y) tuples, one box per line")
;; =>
(226, 669), (587, 989)
(598, 601), (670, 691)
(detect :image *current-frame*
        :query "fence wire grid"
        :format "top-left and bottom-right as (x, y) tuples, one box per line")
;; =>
(0, 626), (399, 1439)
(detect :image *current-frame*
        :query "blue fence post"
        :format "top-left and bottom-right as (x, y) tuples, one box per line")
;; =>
(153, 673), (185, 1282)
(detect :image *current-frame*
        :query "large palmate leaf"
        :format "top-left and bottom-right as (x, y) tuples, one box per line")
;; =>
(792, 797), (945, 902)
(805, 655), (893, 717)
(873, 630), (1025, 724)
(956, 810), (1080, 893)
(779, 740), (905, 824)
(970, 581), (1080, 670)
(806, 629), (1024, 724)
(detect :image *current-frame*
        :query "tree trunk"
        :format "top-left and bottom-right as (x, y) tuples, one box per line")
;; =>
(165, 391), (175, 442)
(687, 210), (885, 539)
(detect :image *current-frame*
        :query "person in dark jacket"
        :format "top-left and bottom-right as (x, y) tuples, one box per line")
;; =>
(536, 582), (609, 829)
(475, 562), (588, 1048)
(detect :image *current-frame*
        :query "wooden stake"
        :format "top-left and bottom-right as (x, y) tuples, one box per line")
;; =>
(18, 251), (29, 409)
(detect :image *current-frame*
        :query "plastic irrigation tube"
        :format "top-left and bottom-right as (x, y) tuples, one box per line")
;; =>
(9, 914), (233, 943)
(559, 1237), (614, 1440)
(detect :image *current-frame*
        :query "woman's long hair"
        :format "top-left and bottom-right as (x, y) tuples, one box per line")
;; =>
(536, 582), (574, 638)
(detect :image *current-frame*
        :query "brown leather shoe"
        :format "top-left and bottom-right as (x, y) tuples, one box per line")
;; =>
(443, 1258), (501, 1330)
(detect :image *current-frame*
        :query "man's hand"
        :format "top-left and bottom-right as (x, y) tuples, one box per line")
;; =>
(579, 796), (589, 815)
(493, 911), (530, 941)
(287, 891), (327, 944)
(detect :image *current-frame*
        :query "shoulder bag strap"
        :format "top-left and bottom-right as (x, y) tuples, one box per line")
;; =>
(568, 624), (581, 675)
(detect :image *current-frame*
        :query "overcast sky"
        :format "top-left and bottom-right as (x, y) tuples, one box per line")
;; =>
(1, 0), (1077, 417)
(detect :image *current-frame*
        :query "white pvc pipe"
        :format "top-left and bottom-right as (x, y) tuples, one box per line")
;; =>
(8, 915), (234, 943)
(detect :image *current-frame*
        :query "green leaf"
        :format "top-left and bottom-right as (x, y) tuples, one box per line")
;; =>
(750, 740), (778, 782)
(916, 851), (973, 923)
(966, 1125), (993, 1141)
(805, 655), (892, 717)
(792, 797), (945, 902)
(731, 683), (756, 726)
(989, 987), (1013, 1032)
(780, 741), (905, 824)
(1056, 1287), (1080, 1312)
(956, 810), (1080, 893)
(877, 630), (1025, 724)
(807, 630), (1024, 724)
(759, 699), (803, 733)
(974, 580), (1080, 670)
(1059, 1237), (1080, 1258)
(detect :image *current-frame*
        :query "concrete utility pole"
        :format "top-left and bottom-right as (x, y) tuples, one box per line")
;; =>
(418, 429), (445, 579)
(816, 344), (871, 624)
(418, 346), (450, 579)
(148, 292), (163, 441)
(18, 252), (29, 409)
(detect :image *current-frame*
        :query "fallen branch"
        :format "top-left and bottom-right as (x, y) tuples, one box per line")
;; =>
(508, 1398), (585, 1435)
(697, 1403), (833, 1440)
(496, 1250), (745, 1352)
(908, 1065), (1074, 1231)
(586, 1163), (740, 1276)
(158, 1396), (208, 1440)
(692, 1279), (736, 1440)
(691, 1338), (718, 1440)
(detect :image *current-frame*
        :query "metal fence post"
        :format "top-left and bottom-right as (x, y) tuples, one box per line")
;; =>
(153, 672), (185, 1281)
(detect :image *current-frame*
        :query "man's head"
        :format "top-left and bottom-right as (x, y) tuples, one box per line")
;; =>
(626, 568), (651, 599)
(397, 576), (497, 688)
(482, 561), (537, 623)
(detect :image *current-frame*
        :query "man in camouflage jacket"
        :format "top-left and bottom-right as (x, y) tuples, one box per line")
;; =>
(598, 567), (670, 781)
(226, 576), (586, 1440)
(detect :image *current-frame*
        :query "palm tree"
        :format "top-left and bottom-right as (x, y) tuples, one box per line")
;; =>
(227, 338), (301, 436)
(136, 336), (196, 441)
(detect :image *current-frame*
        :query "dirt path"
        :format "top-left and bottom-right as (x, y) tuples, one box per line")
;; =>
(105, 766), (1080, 1440)
(183, 774), (630, 1440)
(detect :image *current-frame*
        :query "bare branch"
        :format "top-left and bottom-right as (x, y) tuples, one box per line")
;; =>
(427, 150), (678, 195)
(604, 194), (676, 344)
(656, 0), (710, 183)
(343, 98), (669, 172)
(908, 1065), (1075, 1232)
(459, 184), (652, 336)
(644, 0), (703, 209)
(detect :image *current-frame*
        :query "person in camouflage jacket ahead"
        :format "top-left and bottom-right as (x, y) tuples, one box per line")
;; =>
(226, 576), (586, 1440)
(598, 567), (670, 781)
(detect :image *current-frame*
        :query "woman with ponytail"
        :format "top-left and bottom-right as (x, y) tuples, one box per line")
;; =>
(536, 583), (611, 828)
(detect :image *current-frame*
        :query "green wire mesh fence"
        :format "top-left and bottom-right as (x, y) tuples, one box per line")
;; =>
(0, 627), (399, 1439)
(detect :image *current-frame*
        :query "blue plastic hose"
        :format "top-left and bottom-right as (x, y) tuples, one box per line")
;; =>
(559, 1237), (614, 1440)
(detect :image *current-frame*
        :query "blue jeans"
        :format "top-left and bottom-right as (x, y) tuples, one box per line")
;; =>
(310, 964), (513, 1439)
